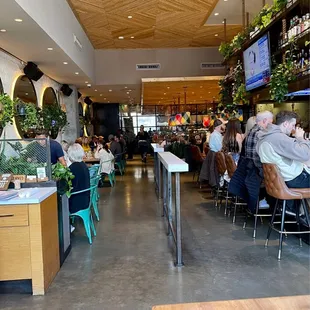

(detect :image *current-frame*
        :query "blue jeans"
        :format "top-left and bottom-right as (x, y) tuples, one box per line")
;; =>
(286, 170), (310, 189)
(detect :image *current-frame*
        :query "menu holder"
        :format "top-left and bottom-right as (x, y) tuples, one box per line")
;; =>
(0, 174), (13, 191)
(37, 177), (49, 182)
(13, 175), (26, 183)
(26, 175), (37, 183)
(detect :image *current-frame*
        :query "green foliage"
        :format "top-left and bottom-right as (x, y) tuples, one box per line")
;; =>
(269, 44), (297, 103)
(305, 41), (310, 47)
(219, 42), (233, 60)
(219, 78), (233, 105)
(16, 100), (43, 132)
(233, 83), (249, 105)
(0, 94), (14, 129)
(52, 162), (75, 197)
(42, 103), (68, 134)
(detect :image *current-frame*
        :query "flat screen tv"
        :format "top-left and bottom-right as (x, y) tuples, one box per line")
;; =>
(243, 33), (271, 91)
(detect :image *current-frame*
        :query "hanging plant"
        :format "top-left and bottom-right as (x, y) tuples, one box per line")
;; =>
(269, 44), (297, 103)
(42, 103), (68, 135)
(233, 83), (249, 105)
(219, 42), (233, 60)
(0, 94), (14, 130)
(15, 100), (43, 132)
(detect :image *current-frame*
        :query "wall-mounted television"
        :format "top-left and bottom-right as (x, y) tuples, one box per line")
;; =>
(243, 33), (271, 91)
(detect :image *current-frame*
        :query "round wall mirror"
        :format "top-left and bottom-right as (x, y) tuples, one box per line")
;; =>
(14, 75), (38, 138)
(0, 78), (4, 94)
(42, 87), (58, 107)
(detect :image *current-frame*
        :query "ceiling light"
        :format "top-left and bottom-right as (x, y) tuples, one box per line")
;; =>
(75, 72), (79, 75)
(224, 0), (228, 2)
(100, 94), (103, 96)
(214, 13), (219, 16)
(85, 81), (89, 84)
(161, 98), (163, 100)
(125, 86), (127, 89)
(167, 87), (170, 89)
(118, 36), (124, 39)
(164, 93), (166, 95)
(128, 15), (133, 19)
(200, 96), (202, 98)
(131, 36), (134, 39)
(14, 18), (23, 22)
(222, 21), (225, 24)
(215, 34), (218, 37)
(87, 84), (91, 87)
(47, 47), (53, 51)
(200, 86), (203, 88)
(192, 92), (195, 94)
(127, 92), (129, 94)
(108, 101), (110, 103)
(95, 89), (97, 91)
(0, 29), (7, 33)
(25, 93), (28, 96)
(104, 98), (106, 100)
(63, 61), (68, 65)
(109, 89), (112, 92)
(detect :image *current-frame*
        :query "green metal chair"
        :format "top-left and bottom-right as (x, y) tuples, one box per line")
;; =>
(115, 153), (125, 175)
(69, 184), (97, 244)
(90, 175), (101, 221)
(100, 158), (116, 187)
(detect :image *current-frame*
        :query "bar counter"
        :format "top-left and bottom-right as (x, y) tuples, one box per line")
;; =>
(0, 187), (60, 295)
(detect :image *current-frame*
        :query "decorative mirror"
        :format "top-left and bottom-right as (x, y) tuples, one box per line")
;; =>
(13, 75), (38, 138)
(42, 87), (58, 107)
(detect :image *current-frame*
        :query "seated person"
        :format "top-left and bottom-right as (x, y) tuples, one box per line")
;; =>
(82, 136), (91, 152)
(94, 140), (115, 175)
(108, 134), (122, 161)
(222, 118), (245, 164)
(257, 111), (310, 189)
(209, 119), (224, 152)
(89, 135), (98, 152)
(68, 143), (90, 214)
(61, 140), (72, 167)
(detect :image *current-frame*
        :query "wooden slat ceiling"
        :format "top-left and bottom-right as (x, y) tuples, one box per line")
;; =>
(68, 0), (243, 49)
(142, 79), (221, 105)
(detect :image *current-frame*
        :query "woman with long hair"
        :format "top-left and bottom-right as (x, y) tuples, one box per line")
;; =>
(222, 118), (245, 164)
(94, 140), (115, 175)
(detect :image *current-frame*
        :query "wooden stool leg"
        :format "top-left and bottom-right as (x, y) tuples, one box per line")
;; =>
(278, 200), (287, 261)
(265, 199), (278, 247)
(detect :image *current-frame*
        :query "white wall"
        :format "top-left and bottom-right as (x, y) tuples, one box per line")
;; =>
(0, 49), (79, 142)
(14, 0), (95, 81)
(95, 47), (225, 85)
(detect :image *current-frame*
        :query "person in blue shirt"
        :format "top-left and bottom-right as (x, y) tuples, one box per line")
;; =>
(209, 119), (224, 152)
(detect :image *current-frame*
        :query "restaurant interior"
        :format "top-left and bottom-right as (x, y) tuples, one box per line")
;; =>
(0, 0), (309, 309)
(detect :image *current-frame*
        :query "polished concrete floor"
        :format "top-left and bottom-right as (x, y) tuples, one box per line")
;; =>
(1, 157), (310, 309)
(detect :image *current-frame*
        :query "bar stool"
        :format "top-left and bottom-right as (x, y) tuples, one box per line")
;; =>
(225, 154), (247, 222)
(263, 164), (310, 260)
(214, 151), (227, 208)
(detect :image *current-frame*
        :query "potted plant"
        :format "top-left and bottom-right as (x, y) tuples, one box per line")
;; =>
(52, 162), (75, 197)
(0, 94), (14, 136)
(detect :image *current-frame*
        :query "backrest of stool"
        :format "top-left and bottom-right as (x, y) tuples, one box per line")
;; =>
(263, 163), (302, 200)
(215, 151), (226, 176)
(225, 153), (236, 179)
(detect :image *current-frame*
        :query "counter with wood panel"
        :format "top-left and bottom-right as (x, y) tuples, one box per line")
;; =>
(0, 187), (59, 295)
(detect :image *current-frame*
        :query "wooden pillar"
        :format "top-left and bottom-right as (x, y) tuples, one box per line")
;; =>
(224, 18), (227, 43)
(242, 0), (246, 29)
(246, 12), (250, 27)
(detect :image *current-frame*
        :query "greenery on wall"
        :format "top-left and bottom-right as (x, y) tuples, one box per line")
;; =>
(219, 0), (288, 59)
(0, 94), (15, 130)
(42, 103), (68, 135)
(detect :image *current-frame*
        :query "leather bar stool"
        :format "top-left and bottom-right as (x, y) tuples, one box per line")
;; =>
(225, 154), (247, 222)
(263, 163), (310, 260)
(214, 151), (227, 208)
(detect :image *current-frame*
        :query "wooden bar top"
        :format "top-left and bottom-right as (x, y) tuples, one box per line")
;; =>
(152, 295), (310, 310)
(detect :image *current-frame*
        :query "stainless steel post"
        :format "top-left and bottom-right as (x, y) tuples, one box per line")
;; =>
(158, 155), (162, 199)
(162, 163), (167, 217)
(167, 171), (172, 236)
(175, 173), (183, 266)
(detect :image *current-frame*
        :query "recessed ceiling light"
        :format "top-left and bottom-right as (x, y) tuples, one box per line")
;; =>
(161, 98), (163, 99)
(131, 36), (134, 39)
(14, 18), (23, 22)
(87, 84), (91, 87)
(200, 96), (202, 98)
(127, 92), (129, 94)
(100, 94), (103, 96)
(109, 89), (112, 92)
(125, 86), (127, 89)
(167, 87), (170, 89)
(128, 89), (132, 92)
(214, 13), (219, 16)
(108, 101), (110, 103)
(25, 93), (28, 96)
(192, 92), (195, 94)
(215, 34), (218, 37)
(75, 72), (79, 75)
(128, 15), (133, 19)
(63, 61), (68, 65)
(47, 47), (53, 51)
(0, 29), (7, 32)
(118, 36), (124, 39)
(95, 89), (97, 91)
(104, 98), (106, 100)
(208, 92), (211, 94)
(200, 86), (203, 88)
(222, 21), (225, 24)
(164, 93), (166, 95)
(224, 0), (228, 2)
(85, 81), (88, 83)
